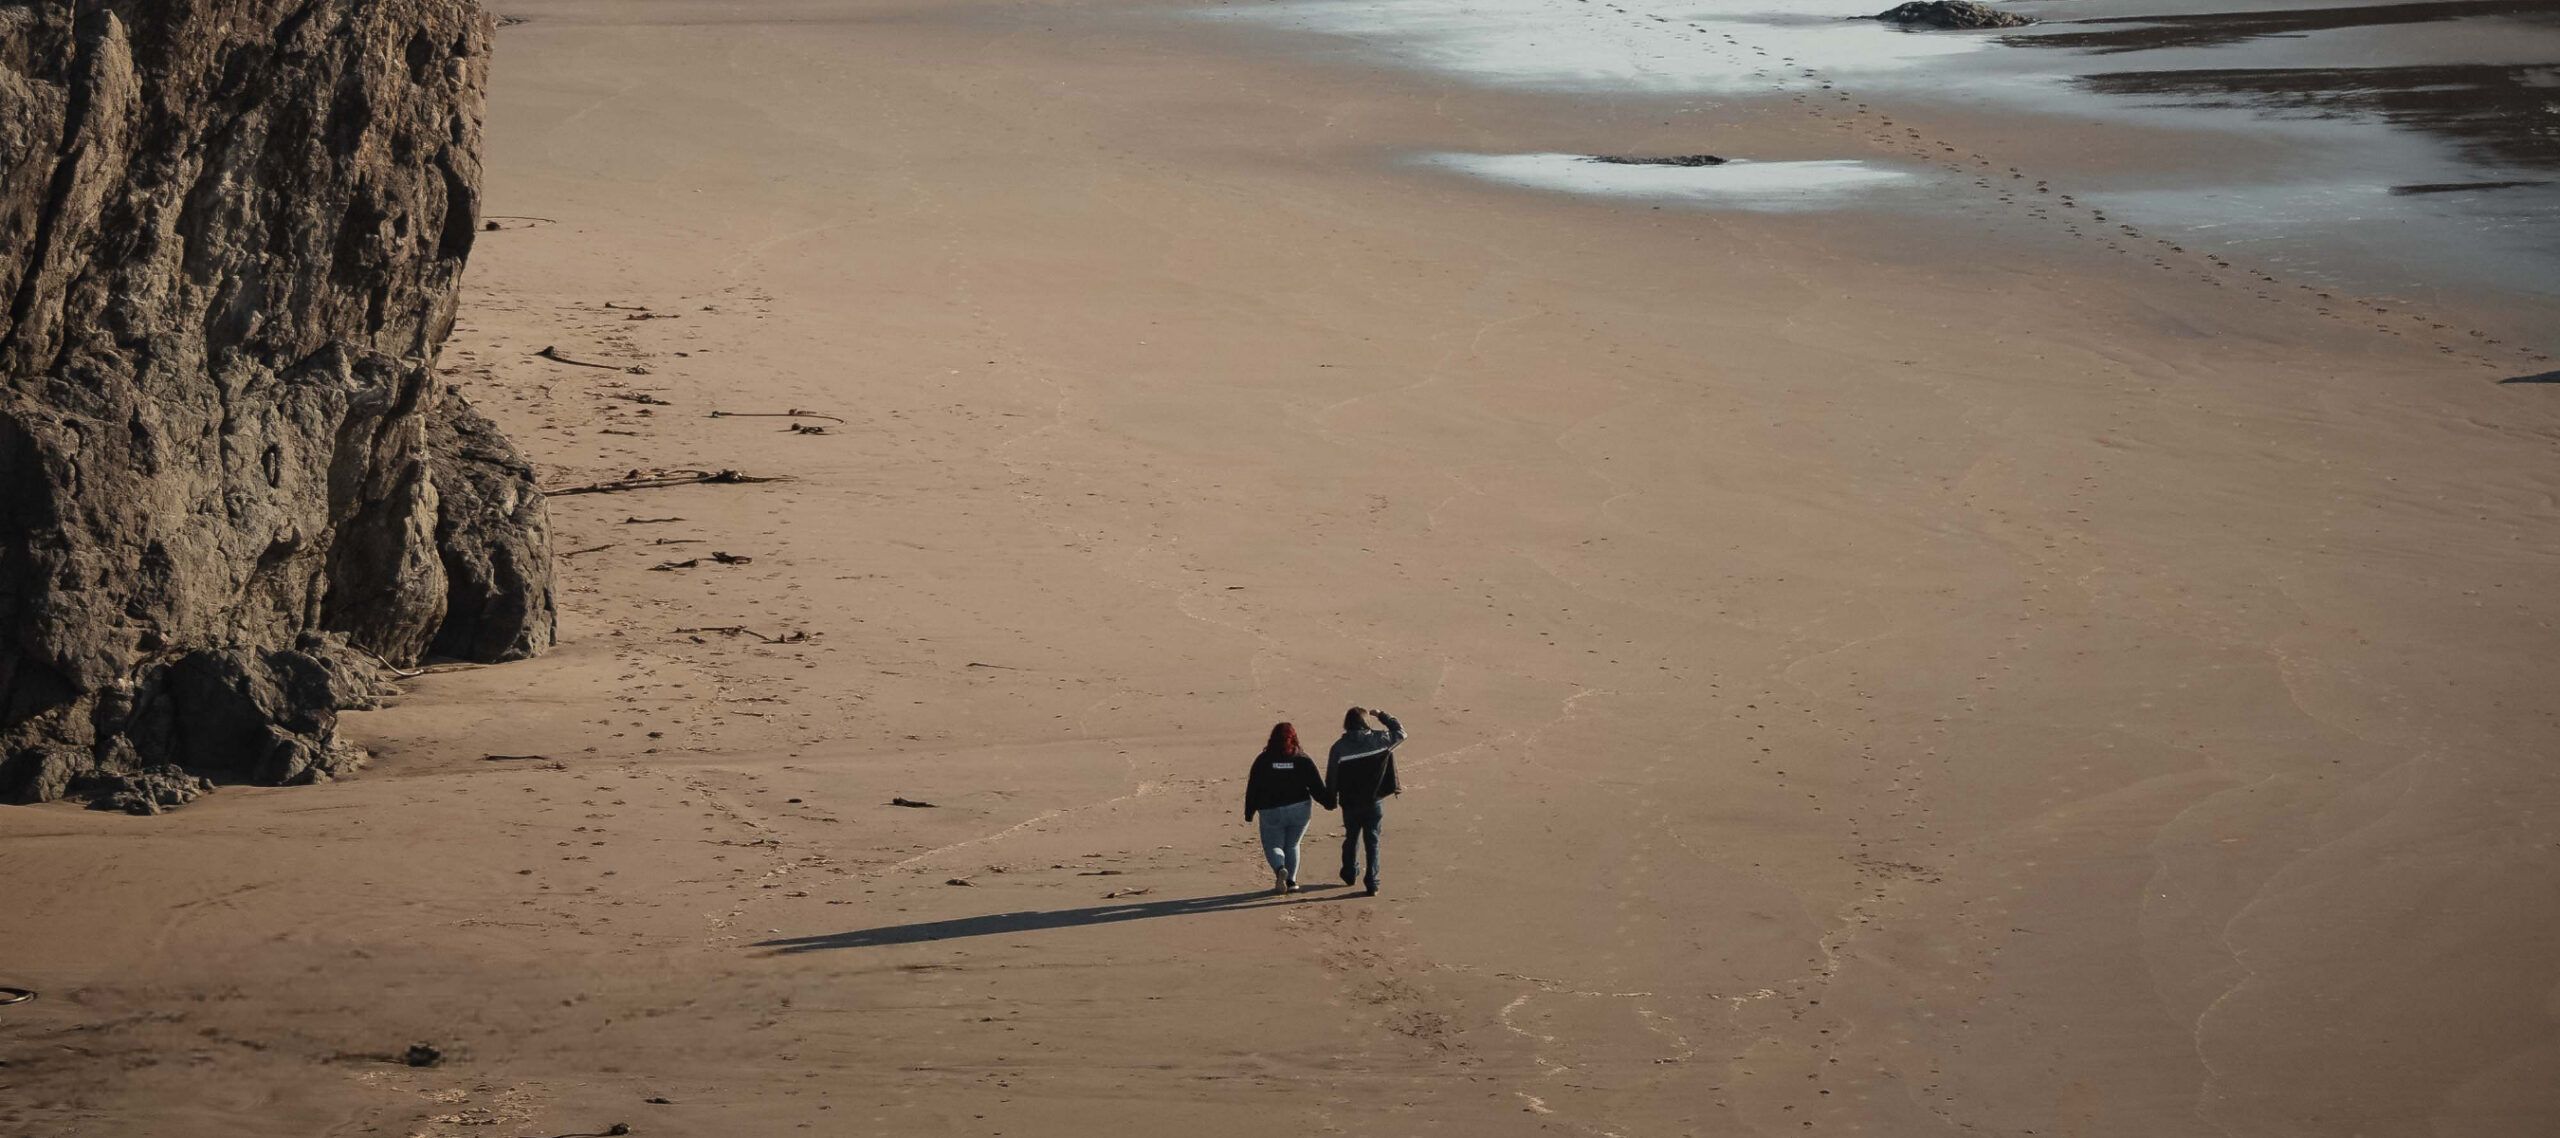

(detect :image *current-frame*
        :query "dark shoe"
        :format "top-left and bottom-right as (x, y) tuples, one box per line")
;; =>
(1364, 883), (1379, 897)
(1340, 866), (1357, 885)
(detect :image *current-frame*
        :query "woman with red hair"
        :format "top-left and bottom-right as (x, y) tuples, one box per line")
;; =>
(1243, 722), (1335, 893)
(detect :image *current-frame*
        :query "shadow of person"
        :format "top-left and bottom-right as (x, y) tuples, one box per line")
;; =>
(753, 886), (1354, 953)
(2499, 370), (2559, 384)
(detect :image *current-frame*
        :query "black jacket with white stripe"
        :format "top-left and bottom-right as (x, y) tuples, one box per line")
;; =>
(1244, 751), (1334, 819)
(1326, 713), (1404, 807)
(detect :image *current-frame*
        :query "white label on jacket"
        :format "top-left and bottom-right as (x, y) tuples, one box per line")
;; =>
(1271, 761), (1295, 769)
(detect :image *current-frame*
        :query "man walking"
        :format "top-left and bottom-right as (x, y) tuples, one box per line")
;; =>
(1327, 706), (1404, 897)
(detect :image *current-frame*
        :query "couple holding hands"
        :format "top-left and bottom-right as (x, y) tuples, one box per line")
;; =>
(1241, 707), (1404, 897)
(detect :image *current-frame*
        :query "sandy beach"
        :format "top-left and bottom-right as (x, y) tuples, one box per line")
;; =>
(6, 1), (2559, 1135)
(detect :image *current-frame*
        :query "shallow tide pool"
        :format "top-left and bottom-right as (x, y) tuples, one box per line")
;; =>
(1426, 152), (1925, 210)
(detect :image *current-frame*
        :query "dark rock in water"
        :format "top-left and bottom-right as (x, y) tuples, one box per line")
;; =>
(404, 1044), (443, 1068)
(1590, 154), (1729, 167)
(1868, 2), (2036, 29)
(2389, 180), (2546, 196)
(0, 0), (555, 808)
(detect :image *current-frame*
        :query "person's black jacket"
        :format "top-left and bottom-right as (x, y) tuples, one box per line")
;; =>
(1243, 751), (1334, 819)
(1326, 712), (1404, 807)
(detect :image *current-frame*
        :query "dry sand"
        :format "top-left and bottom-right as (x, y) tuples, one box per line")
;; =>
(6, 1), (2558, 1135)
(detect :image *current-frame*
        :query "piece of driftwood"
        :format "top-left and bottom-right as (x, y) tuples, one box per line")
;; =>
(483, 754), (552, 762)
(650, 550), (754, 572)
(786, 423), (827, 435)
(560, 543), (615, 558)
(536, 345), (618, 369)
(710, 408), (848, 424)
(673, 626), (811, 644)
(622, 516), (684, 524)
(602, 301), (649, 310)
(545, 469), (786, 496)
(889, 797), (937, 808)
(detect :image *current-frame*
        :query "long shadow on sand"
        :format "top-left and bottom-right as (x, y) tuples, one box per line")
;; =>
(754, 887), (1358, 953)
(2499, 370), (2560, 384)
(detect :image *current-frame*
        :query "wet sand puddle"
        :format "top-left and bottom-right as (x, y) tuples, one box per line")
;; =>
(1427, 151), (1926, 209)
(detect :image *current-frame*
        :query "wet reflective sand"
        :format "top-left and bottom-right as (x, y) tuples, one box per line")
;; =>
(2076, 61), (2560, 171)
(1212, 0), (2560, 301)
(1427, 151), (1925, 208)
(2013, 0), (2560, 55)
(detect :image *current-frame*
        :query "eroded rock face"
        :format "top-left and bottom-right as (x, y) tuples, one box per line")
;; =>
(1869, 2), (2037, 30)
(428, 387), (555, 663)
(0, 0), (553, 807)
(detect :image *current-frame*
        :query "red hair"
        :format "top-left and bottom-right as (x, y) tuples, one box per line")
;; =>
(1263, 722), (1302, 759)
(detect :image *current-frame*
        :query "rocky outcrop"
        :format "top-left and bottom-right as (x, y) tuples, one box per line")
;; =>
(1868, 2), (2037, 29)
(0, 0), (554, 809)
(427, 387), (555, 663)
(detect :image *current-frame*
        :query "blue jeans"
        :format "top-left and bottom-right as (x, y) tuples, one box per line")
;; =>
(1340, 799), (1382, 888)
(1256, 799), (1313, 882)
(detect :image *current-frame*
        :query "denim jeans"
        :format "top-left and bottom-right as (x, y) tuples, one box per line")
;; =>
(1256, 799), (1313, 882)
(1340, 799), (1383, 888)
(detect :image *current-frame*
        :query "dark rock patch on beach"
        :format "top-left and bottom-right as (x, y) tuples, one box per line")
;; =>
(2391, 179), (2548, 195)
(1868, 1), (2036, 30)
(1589, 154), (1730, 167)
(0, 0), (554, 808)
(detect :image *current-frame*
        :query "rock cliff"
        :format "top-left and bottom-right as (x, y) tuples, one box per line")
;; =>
(0, 0), (552, 809)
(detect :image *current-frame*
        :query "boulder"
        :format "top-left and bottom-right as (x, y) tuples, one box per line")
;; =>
(427, 387), (556, 662)
(1868, 2), (2037, 30)
(0, 0), (554, 807)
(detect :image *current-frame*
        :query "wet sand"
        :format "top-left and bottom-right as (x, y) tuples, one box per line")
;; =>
(1225, 0), (2560, 309)
(5, 1), (2559, 1135)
